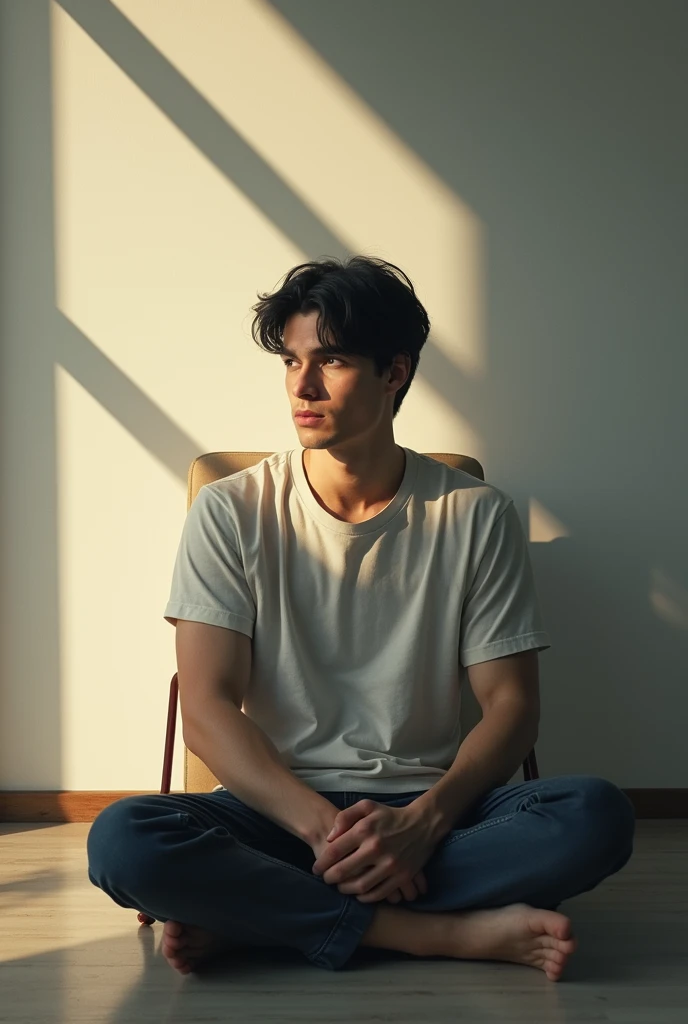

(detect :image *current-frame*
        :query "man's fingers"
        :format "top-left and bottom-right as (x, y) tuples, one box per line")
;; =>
(398, 879), (419, 901)
(391, 873), (426, 902)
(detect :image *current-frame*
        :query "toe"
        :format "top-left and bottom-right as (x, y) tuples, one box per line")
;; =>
(540, 913), (570, 939)
(545, 934), (577, 954)
(551, 917), (574, 941)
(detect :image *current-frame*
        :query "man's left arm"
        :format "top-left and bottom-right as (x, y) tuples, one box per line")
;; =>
(407, 649), (541, 845)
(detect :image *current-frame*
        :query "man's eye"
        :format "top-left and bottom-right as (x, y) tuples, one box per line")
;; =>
(283, 358), (342, 367)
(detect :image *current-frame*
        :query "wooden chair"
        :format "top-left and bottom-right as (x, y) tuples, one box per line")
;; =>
(137, 450), (540, 926)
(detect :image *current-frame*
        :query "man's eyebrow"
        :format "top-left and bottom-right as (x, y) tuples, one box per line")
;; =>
(280, 346), (350, 358)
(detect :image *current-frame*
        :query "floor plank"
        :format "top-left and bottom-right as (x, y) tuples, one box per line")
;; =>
(0, 820), (686, 1023)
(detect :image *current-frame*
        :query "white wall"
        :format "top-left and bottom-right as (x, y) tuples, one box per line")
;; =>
(1, 0), (686, 792)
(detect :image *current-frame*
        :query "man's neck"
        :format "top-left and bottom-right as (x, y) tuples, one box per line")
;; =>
(303, 444), (406, 521)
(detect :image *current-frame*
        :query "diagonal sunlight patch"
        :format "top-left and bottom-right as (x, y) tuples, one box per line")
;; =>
(51, 0), (306, 444)
(649, 569), (688, 630)
(111, 0), (486, 383)
(529, 497), (571, 543)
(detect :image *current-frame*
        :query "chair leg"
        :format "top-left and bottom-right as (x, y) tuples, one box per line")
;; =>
(137, 672), (179, 928)
(522, 747), (539, 781)
(161, 672), (179, 795)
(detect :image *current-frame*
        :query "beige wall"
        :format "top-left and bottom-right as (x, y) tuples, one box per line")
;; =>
(1, 0), (686, 793)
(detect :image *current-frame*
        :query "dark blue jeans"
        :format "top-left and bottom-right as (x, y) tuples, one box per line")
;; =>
(86, 773), (635, 971)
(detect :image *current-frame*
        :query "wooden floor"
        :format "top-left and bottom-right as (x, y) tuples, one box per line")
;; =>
(0, 819), (686, 1023)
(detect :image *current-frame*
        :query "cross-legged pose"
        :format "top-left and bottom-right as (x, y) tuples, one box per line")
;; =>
(87, 256), (635, 981)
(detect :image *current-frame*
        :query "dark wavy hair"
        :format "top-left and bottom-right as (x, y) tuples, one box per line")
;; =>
(250, 255), (430, 419)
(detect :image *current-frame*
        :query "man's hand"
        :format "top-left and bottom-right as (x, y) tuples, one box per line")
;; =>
(310, 799), (437, 903)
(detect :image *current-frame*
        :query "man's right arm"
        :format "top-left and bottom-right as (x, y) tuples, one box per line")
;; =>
(176, 620), (337, 847)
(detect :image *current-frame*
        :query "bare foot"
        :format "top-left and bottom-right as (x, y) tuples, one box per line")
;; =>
(439, 903), (578, 981)
(161, 919), (232, 975)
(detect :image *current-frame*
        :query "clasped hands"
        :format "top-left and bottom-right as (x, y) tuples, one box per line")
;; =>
(311, 799), (436, 904)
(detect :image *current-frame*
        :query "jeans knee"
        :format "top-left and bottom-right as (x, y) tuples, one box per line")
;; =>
(576, 775), (636, 867)
(87, 796), (153, 890)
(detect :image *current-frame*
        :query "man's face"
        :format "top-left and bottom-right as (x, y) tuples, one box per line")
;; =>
(282, 310), (393, 446)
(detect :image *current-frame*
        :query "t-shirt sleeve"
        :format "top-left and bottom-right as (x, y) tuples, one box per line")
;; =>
(163, 485), (256, 637)
(459, 499), (551, 667)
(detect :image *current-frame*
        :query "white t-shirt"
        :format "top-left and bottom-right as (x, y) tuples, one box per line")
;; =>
(164, 447), (550, 794)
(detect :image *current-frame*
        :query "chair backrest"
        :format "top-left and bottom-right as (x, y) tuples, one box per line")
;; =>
(183, 450), (485, 793)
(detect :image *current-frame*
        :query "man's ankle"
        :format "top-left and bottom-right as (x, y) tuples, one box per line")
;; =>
(358, 904), (448, 957)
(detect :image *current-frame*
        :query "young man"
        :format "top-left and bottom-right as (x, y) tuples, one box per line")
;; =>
(87, 256), (635, 980)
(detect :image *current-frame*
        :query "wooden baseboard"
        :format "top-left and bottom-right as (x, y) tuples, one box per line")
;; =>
(0, 791), (187, 823)
(624, 789), (688, 818)
(0, 789), (686, 823)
